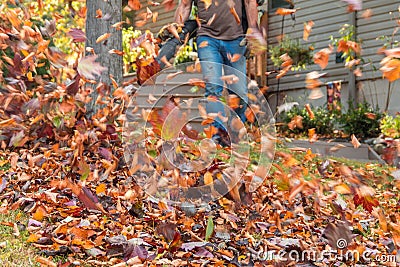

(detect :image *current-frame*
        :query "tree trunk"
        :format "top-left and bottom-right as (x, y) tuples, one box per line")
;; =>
(85, 0), (123, 114)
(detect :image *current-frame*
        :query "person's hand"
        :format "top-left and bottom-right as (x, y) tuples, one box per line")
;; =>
(245, 27), (267, 56)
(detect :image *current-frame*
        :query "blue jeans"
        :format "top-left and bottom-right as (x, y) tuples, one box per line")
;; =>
(196, 35), (248, 126)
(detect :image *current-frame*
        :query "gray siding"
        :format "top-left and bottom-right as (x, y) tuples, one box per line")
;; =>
(267, 0), (350, 92)
(135, 0), (177, 35)
(267, 0), (400, 114)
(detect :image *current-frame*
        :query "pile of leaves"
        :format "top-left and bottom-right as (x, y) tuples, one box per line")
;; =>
(0, 0), (400, 266)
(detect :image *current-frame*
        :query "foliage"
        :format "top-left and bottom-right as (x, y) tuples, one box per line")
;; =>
(20, 0), (85, 56)
(330, 24), (361, 63)
(280, 105), (339, 137)
(269, 35), (314, 70)
(338, 102), (384, 139)
(122, 27), (146, 73)
(380, 114), (400, 139)
(174, 44), (198, 65)
(280, 102), (384, 139)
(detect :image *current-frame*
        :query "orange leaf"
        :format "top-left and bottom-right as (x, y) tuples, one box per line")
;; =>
(32, 205), (48, 222)
(204, 171), (213, 185)
(96, 183), (107, 195)
(230, 7), (241, 25)
(313, 48), (332, 69)
(304, 104), (315, 119)
(96, 8), (103, 18)
(303, 20), (314, 41)
(361, 9), (373, 19)
(204, 125), (218, 138)
(351, 134), (361, 148)
(199, 41), (209, 48)
(275, 8), (297, 16)
(380, 58), (400, 82)
(128, 0), (142, 10)
(228, 53), (241, 63)
(96, 33), (111, 43)
(188, 78), (206, 88)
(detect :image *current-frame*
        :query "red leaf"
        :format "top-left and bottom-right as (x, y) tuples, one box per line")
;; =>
(77, 55), (107, 80)
(353, 187), (379, 213)
(63, 179), (107, 213)
(68, 28), (86, 42)
(66, 74), (81, 96)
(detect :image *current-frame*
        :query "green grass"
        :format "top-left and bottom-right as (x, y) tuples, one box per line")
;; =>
(0, 210), (40, 267)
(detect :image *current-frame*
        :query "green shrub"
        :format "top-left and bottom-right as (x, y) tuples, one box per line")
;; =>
(380, 114), (400, 139)
(269, 35), (314, 71)
(280, 105), (339, 136)
(338, 102), (383, 139)
(122, 27), (146, 73)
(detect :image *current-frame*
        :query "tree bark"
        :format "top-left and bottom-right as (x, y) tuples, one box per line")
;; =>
(85, 0), (123, 114)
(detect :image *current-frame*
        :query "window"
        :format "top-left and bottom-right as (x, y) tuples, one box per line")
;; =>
(270, 0), (291, 11)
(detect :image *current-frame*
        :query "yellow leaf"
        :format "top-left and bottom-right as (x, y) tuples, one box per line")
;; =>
(204, 171), (213, 185)
(334, 183), (352, 194)
(32, 206), (47, 222)
(96, 183), (107, 195)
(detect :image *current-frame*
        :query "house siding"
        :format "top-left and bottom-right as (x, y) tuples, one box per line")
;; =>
(266, 0), (399, 114)
(134, 0), (177, 35)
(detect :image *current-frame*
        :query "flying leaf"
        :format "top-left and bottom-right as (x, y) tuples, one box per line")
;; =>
(201, 0), (212, 10)
(341, 0), (362, 11)
(68, 28), (86, 42)
(228, 53), (241, 63)
(77, 55), (107, 80)
(314, 47), (332, 69)
(303, 20), (314, 41)
(380, 57), (400, 82)
(304, 104), (315, 119)
(353, 186), (379, 213)
(162, 0), (175, 11)
(128, 0), (142, 10)
(361, 9), (373, 19)
(199, 41), (209, 48)
(204, 172), (213, 185)
(323, 221), (352, 249)
(96, 33), (111, 43)
(308, 88), (324, 100)
(207, 13), (216, 26)
(230, 7), (241, 25)
(275, 8), (297, 16)
(351, 134), (361, 148)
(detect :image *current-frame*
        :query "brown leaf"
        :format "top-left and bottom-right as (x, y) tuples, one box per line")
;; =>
(303, 20), (314, 41)
(275, 8), (298, 16)
(351, 134), (361, 149)
(314, 48), (332, 69)
(323, 221), (352, 249)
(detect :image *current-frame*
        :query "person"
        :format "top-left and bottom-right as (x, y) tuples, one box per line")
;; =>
(175, 0), (263, 146)
(155, 20), (198, 69)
